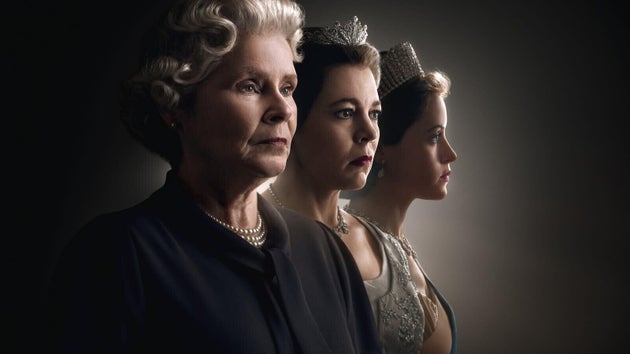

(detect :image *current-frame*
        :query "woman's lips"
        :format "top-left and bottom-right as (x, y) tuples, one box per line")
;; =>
(350, 155), (373, 167)
(440, 170), (451, 181)
(260, 137), (287, 146)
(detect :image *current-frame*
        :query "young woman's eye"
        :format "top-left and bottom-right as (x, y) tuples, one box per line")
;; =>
(429, 132), (443, 144)
(335, 109), (354, 119)
(370, 110), (382, 120)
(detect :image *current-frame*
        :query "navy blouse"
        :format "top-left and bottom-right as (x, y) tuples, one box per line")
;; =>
(47, 172), (382, 354)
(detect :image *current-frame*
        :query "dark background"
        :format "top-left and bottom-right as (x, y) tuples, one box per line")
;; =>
(7, 0), (628, 353)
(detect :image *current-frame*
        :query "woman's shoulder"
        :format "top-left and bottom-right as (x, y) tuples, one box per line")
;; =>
(77, 200), (160, 239)
(276, 207), (358, 267)
(276, 207), (342, 252)
(56, 197), (167, 268)
(277, 207), (331, 236)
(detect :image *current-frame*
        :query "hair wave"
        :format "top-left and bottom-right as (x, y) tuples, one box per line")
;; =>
(120, 0), (304, 166)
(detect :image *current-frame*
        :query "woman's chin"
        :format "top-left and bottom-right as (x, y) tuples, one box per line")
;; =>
(252, 160), (288, 179)
(421, 189), (448, 201)
(342, 176), (368, 191)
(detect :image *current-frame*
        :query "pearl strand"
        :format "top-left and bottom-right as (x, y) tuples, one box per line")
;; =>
(206, 210), (267, 248)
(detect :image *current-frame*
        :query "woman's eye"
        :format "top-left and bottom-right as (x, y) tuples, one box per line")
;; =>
(335, 109), (354, 119)
(237, 81), (260, 94)
(280, 85), (294, 97)
(370, 110), (382, 120)
(429, 132), (443, 144)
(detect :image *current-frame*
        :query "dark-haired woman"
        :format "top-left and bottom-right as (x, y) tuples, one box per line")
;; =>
(345, 41), (458, 354)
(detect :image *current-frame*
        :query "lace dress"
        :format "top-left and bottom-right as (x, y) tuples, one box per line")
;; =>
(356, 216), (456, 354)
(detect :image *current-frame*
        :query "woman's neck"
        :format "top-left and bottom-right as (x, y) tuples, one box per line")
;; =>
(176, 162), (261, 228)
(346, 182), (413, 237)
(266, 170), (341, 229)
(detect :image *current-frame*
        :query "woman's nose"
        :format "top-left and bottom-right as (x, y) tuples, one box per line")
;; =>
(441, 138), (457, 163)
(263, 91), (294, 124)
(354, 112), (379, 143)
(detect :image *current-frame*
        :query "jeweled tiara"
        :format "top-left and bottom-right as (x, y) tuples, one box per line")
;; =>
(302, 16), (368, 46)
(378, 42), (424, 98)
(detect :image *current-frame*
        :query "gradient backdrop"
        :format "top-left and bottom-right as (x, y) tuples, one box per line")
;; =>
(9, 0), (628, 353)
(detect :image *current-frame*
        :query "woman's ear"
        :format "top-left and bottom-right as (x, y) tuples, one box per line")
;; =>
(160, 110), (181, 129)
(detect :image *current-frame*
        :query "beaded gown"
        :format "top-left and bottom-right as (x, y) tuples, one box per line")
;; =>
(353, 215), (457, 354)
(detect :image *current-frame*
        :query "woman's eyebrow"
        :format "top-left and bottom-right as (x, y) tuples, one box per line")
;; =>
(426, 124), (445, 132)
(328, 98), (359, 107)
(236, 67), (297, 83)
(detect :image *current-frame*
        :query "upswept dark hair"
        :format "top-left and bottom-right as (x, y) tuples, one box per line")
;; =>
(293, 36), (380, 131)
(379, 71), (450, 145)
(343, 70), (450, 198)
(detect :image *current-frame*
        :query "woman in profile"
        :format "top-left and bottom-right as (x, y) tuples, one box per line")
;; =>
(345, 42), (458, 353)
(46, 1), (381, 353)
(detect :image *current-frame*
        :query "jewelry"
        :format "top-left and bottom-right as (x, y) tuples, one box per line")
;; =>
(267, 183), (286, 208)
(169, 121), (177, 129)
(378, 41), (424, 98)
(344, 206), (417, 259)
(206, 210), (267, 248)
(302, 16), (368, 46)
(268, 183), (349, 235)
(207, 211), (262, 235)
(377, 160), (386, 178)
(228, 224), (266, 248)
(240, 226), (266, 248)
(335, 207), (350, 234)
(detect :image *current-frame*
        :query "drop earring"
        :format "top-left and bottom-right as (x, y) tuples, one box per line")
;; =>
(377, 160), (386, 178)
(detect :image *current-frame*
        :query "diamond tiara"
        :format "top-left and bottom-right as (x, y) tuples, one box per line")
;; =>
(378, 42), (424, 98)
(302, 16), (368, 46)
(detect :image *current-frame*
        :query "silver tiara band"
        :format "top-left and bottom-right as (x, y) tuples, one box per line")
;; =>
(302, 16), (368, 46)
(378, 42), (424, 98)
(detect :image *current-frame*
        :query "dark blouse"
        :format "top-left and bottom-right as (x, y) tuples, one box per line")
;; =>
(47, 172), (382, 354)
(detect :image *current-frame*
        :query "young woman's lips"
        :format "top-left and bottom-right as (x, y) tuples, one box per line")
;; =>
(350, 155), (373, 167)
(440, 171), (451, 181)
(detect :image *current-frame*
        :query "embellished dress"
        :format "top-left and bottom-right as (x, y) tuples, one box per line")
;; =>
(354, 216), (457, 354)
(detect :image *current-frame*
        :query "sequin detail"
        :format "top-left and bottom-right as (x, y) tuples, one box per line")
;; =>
(359, 217), (426, 353)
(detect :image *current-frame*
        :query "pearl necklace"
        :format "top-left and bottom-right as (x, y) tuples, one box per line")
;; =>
(343, 206), (417, 259)
(206, 210), (267, 248)
(268, 183), (349, 235)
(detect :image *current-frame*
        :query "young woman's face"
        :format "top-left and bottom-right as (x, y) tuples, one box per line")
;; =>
(177, 34), (298, 179)
(292, 64), (380, 191)
(383, 94), (457, 200)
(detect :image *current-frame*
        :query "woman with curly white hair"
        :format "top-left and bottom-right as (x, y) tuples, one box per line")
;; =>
(47, 1), (381, 353)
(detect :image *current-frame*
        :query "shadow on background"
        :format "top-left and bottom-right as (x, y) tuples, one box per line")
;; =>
(7, 0), (628, 353)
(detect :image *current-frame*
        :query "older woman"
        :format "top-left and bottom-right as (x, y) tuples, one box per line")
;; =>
(46, 1), (380, 353)
(345, 42), (458, 353)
